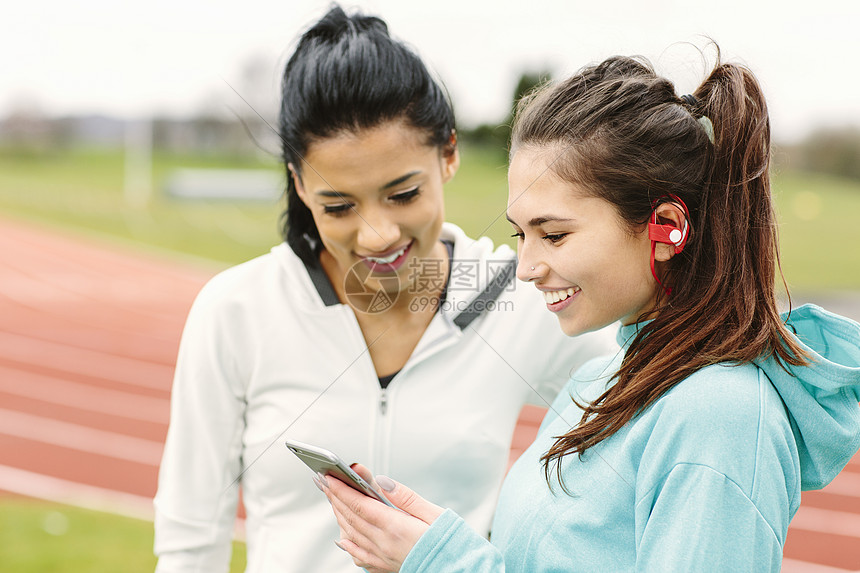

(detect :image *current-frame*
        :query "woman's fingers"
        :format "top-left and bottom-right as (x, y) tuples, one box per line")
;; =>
(329, 495), (379, 553)
(322, 473), (423, 570)
(334, 537), (394, 573)
(325, 483), (395, 571)
(324, 473), (393, 550)
(324, 471), (397, 529)
(371, 475), (444, 525)
(328, 495), (401, 572)
(349, 463), (377, 488)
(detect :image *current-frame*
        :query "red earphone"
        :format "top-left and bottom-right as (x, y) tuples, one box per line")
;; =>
(649, 196), (691, 297)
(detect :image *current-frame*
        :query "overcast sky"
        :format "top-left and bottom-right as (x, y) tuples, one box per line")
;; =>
(3, 0), (858, 142)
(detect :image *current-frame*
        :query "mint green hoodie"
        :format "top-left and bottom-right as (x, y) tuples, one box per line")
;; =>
(402, 305), (860, 572)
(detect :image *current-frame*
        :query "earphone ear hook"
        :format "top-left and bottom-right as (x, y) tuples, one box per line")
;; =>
(648, 195), (692, 296)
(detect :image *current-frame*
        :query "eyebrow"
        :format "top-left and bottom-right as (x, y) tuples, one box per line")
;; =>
(505, 214), (574, 227)
(315, 170), (422, 197)
(382, 170), (421, 190)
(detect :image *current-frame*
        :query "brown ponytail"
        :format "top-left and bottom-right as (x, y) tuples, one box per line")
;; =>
(511, 51), (809, 491)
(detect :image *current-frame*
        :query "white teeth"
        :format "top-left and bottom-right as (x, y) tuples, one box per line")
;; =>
(367, 245), (407, 264)
(543, 287), (578, 304)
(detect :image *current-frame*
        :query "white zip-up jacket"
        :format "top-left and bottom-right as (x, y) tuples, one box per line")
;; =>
(154, 223), (618, 573)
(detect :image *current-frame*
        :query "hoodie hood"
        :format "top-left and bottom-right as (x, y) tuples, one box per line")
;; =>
(755, 304), (860, 490)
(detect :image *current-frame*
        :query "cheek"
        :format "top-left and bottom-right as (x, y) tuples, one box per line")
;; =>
(580, 234), (651, 291)
(610, 240), (659, 304)
(411, 192), (445, 230)
(313, 216), (353, 251)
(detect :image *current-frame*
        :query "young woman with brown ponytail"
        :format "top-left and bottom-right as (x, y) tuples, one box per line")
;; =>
(318, 51), (860, 572)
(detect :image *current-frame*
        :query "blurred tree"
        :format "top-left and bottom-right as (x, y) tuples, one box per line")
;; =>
(460, 69), (552, 156)
(788, 127), (860, 181)
(510, 71), (554, 112)
(0, 99), (54, 155)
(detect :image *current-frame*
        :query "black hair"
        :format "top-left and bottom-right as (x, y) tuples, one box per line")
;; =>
(278, 4), (456, 266)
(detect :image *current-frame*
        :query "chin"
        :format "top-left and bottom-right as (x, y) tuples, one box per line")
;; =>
(557, 317), (584, 337)
(558, 314), (611, 338)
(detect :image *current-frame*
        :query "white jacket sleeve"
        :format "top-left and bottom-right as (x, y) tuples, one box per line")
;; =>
(154, 280), (248, 573)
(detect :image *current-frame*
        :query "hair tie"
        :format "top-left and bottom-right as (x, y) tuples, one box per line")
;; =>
(697, 116), (715, 144)
(680, 94), (715, 144)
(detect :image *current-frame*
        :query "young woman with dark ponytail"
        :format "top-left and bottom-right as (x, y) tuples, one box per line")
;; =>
(320, 51), (860, 572)
(152, 6), (617, 573)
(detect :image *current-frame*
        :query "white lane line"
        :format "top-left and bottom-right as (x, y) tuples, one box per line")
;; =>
(790, 505), (860, 539)
(0, 365), (169, 424)
(0, 331), (174, 392)
(0, 408), (163, 466)
(781, 558), (857, 573)
(0, 464), (245, 540)
(0, 463), (155, 520)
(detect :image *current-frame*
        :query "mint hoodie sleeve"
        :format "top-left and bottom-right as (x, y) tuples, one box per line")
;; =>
(400, 510), (505, 573)
(399, 464), (787, 573)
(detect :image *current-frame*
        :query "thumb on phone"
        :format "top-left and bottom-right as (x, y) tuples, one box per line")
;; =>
(348, 463), (376, 486)
(373, 473), (444, 525)
(349, 463), (444, 525)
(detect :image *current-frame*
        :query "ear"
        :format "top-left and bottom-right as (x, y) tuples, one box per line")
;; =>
(288, 162), (310, 208)
(651, 201), (688, 262)
(440, 141), (460, 184)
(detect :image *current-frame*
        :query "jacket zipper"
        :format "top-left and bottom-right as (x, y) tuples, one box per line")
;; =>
(379, 387), (388, 416)
(374, 385), (391, 475)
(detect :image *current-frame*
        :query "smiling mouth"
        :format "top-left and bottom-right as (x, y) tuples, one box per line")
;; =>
(364, 243), (410, 265)
(542, 287), (580, 304)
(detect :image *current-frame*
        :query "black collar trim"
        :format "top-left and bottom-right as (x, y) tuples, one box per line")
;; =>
(292, 241), (515, 329)
(452, 258), (516, 330)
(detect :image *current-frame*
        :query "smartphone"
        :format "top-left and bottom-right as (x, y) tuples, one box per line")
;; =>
(285, 439), (399, 509)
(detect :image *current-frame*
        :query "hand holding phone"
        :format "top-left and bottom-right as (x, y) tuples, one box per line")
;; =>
(285, 439), (399, 509)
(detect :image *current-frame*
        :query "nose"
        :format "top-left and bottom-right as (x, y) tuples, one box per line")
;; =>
(357, 208), (401, 253)
(515, 241), (545, 283)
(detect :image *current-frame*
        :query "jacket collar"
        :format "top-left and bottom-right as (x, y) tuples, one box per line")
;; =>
(287, 223), (517, 331)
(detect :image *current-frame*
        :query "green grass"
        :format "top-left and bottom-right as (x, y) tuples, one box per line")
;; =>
(0, 497), (246, 572)
(444, 144), (514, 246)
(772, 169), (860, 291)
(0, 147), (283, 267)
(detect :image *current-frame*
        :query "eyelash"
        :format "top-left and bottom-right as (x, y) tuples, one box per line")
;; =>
(542, 233), (567, 243)
(323, 203), (352, 217)
(509, 232), (568, 244)
(390, 187), (420, 204)
(322, 187), (420, 217)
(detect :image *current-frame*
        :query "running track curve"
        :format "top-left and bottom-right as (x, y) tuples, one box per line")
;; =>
(1, 216), (858, 572)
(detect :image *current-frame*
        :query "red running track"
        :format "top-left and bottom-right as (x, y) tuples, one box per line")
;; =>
(1, 216), (859, 571)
